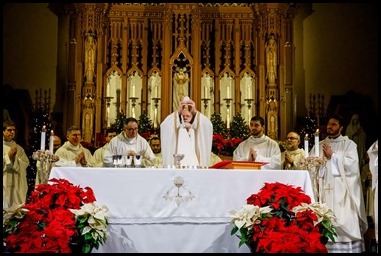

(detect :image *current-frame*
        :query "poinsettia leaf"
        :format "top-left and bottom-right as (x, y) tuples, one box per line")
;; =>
(231, 225), (239, 235)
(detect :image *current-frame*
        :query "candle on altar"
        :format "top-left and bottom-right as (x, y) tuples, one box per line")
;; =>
(227, 85), (231, 98)
(304, 134), (309, 158)
(204, 85), (208, 99)
(40, 125), (46, 150)
(314, 129), (320, 157)
(49, 130), (54, 154)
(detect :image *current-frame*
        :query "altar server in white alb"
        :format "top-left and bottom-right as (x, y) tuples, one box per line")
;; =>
(233, 116), (281, 170)
(311, 114), (368, 253)
(160, 96), (213, 167)
(3, 120), (30, 208)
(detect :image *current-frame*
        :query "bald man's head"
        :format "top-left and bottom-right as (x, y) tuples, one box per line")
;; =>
(53, 135), (62, 152)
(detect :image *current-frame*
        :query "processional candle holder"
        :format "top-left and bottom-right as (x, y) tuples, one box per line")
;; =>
(32, 150), (59, 184)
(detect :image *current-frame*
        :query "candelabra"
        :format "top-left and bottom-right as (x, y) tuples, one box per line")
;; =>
(32, 150), (59, 184)
(129, 97), (139, 118)
(223, 98), (233, 129)
(152, 97), (161, 129)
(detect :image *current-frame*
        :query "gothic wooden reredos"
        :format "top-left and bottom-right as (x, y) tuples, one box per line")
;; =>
(54, 3), (298, 143)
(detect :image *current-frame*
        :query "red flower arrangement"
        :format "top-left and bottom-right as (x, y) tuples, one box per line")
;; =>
(3, 178), (109, 253)
(212, 134), (243, 156)
(230, 182), (336, 253)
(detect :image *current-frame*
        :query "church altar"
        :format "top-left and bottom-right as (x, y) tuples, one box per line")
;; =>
(49, 167), (314, 253)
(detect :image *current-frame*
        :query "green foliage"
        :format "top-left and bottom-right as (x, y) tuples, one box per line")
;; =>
(229, 113), (250, 140)
(210, 113), (228, 137)
(138, 111), (153, 134)
(112, 110), (127, 133)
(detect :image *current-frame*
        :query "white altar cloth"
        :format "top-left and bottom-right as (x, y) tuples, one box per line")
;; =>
(49, 167), (314, 253)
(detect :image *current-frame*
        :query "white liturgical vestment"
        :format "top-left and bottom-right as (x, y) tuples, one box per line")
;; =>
(160, 111), (213, 167)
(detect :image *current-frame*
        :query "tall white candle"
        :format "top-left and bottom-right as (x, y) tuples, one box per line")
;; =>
(155, 84), (159, 98)
(227, 85), (230, 98)
(107, 84), (110, 96)
(204, 85), (208, 99)
(314, 129), (319, 157)
(247, 84), (251, 99)
(40, 125), (46, 150)
(132, 84), (136, 97)
(49, 130), (54, 154)
(304, 134), (309, 158)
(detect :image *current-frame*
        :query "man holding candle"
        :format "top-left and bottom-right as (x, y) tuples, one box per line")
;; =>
(233, 116), (281, 170)
(3, 120), (30, 208)
(311, 114), (368, 253)
(53, 125), (95, 167)
(281, 131), (305, 170)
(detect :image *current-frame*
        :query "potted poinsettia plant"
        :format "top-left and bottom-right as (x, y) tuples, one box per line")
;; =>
(3, 178), (109, 253)
(230, 182), (336, 253)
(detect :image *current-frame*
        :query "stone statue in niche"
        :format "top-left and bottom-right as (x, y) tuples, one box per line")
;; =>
(267, 97), (278, 140)
(84, 34), (97, 83)
(266, 35), (277, 85)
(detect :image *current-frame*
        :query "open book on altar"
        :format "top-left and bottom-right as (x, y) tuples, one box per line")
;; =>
(210, 160), (268, 170)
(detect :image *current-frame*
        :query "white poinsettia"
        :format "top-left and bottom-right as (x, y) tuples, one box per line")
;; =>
(70, 203), (109, 241)
(229, 205), (273, 229)
(292, 202), (336, 226)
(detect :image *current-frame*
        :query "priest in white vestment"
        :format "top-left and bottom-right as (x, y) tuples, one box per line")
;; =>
(367, 139), (378, 245)
(311, 114), (368, 253)
(103, 117), (156, 167)
(281, 131), (305, 170)
(53, 125), (95, 167)
(233, 116), (281, 170)
(3, 120), (30, 209)
(160, 96), (213, 167)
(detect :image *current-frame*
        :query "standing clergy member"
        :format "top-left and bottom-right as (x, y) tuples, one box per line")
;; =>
(311, 114), (368, 253)
(3, 120), (30, 208)
(160, 96), (213, 167)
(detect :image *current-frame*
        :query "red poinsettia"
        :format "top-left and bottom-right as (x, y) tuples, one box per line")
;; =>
(3, 178), (108, 253)
(230, 182), (336, 253)
(212, 133), (227, 153)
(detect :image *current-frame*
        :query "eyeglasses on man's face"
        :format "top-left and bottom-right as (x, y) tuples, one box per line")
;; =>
(125, 128), (138, 132)
(285, 137), (298, 141)
(70, 133), (81, 137)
